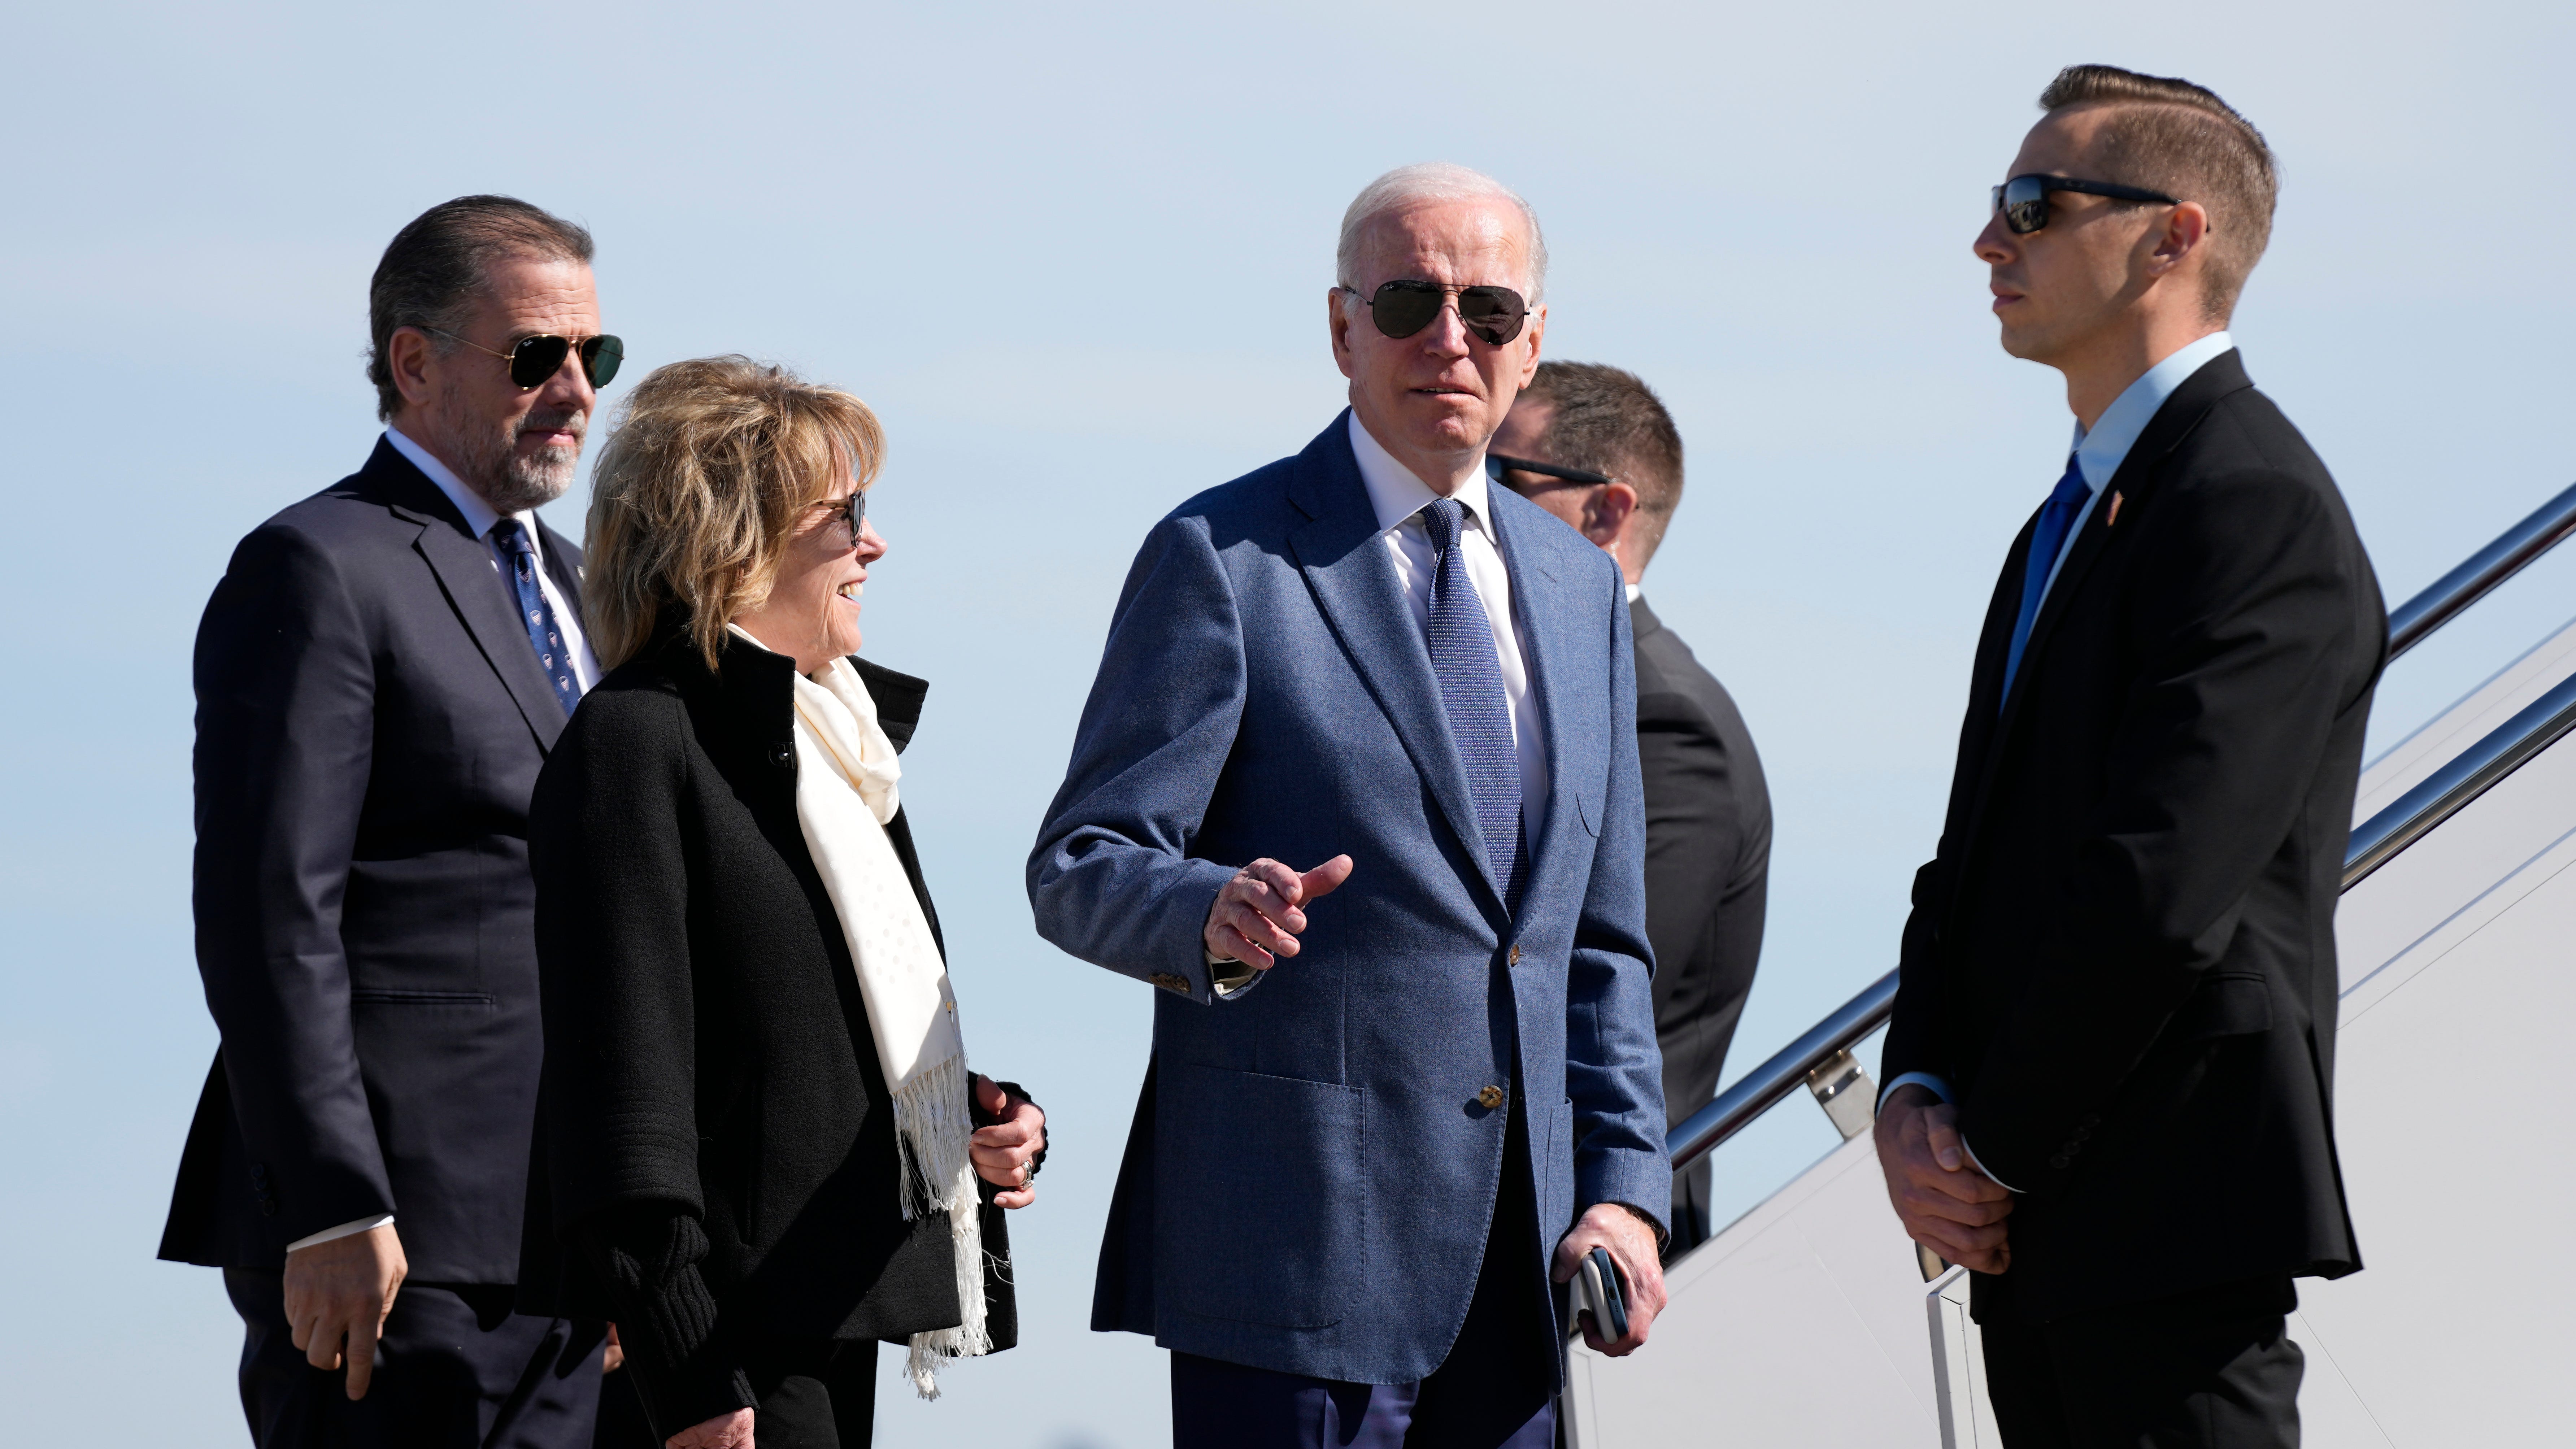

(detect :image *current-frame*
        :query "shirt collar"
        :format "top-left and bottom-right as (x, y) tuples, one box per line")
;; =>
(1348, 411), (1496, 536)
(2070, 330), (2236, 493)
(385, 426), (518, 543)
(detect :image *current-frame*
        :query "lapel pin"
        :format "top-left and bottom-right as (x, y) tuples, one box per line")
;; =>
(2106, 491), (2125, 528)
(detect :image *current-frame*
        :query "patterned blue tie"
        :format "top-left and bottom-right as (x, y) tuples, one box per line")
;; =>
(2000, 457), (2094, 704)
(491, 519), (580, 717)
(1422, 498), (1524, 906)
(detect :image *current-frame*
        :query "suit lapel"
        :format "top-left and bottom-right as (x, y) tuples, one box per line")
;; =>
(361, 440), (569, 753)
(1955, 349), (2257, 861)
(1488, 492), (1578, 895)
(1283, 415), (1500, 909)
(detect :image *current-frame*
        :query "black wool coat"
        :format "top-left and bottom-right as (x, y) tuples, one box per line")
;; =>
(517, 622), (1016, 1426)
(1884, 349), (2385, 1324)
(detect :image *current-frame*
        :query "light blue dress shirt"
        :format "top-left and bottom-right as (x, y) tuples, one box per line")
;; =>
(1880, 330), (2237, 1192)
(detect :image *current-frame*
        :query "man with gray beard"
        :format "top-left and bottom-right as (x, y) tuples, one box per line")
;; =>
(160, 195), (623, 1449)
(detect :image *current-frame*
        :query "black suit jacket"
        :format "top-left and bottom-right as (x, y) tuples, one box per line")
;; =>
(1885, 350), (2384, 1322)
(1632, 599), (1771, 1130)
(161, 436), (585, 1282)
(514, 624), (1017, 1430)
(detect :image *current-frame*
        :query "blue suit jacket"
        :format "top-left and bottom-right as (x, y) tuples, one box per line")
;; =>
(1029, 412), (1668, 1383)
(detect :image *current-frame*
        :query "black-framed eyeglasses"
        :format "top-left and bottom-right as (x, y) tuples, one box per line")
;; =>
(423, 327), (626, 390)
(1488, 453), (1614, 489)
(825, 487), (867, 544)
(1342, 280), (1531, 347)
(1990, 174), (2179, 235)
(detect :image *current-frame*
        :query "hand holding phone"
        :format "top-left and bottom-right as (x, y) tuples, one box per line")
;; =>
(1574, 1245), (1629, 1343)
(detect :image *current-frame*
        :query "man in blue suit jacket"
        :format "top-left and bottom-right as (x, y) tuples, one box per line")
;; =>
(1030, 164), (1670, 1448)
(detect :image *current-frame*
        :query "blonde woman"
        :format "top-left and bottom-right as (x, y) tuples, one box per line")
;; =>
(517, 356), (1044, 1449)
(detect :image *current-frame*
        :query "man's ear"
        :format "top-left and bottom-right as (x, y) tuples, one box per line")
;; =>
(1328, 290), (1358, 381)
(387, 326), (439, 415)
(2147, 201), (2211, 278)
(1585, 480), (1639, 548)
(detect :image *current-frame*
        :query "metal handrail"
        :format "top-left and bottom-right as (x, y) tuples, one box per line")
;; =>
(2386, 480), (2576, 658)
(1669, 482), (2576, 1175)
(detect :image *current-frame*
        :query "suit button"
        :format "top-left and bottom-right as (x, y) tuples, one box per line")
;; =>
(1478, 1085), (1506, 1110)
(1507, 944), (1522, 965)
(260, 1200), (279, 1217)
(768, 743), (794, 769)
(2048, 1154), (2070, 1170)
(248, 1164), (268, 1184)
(1149, 973), (1191, 995)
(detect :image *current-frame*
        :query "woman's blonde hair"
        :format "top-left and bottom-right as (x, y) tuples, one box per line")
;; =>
(583, 355), (885, 671)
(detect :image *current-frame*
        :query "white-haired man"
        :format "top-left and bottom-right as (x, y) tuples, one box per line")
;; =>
(1031, 163), (1671, 1448)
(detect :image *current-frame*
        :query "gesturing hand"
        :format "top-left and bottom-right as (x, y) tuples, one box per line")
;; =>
(282, 1222), (407, 1400)
(1203, 855), (1355, 971)
(970, 1074), (1046, 1208)
(1872, 1084), (2014, 1274)
(1551, 1203), (1667, 1356)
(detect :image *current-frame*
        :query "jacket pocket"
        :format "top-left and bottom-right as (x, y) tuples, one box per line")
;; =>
(348, 988), (497, 1006)
(2163, 973), (2272, 1043)
(1157, 1062), (1367, 1328)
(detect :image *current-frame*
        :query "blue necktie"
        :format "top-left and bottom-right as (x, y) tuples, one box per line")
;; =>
(492, 519), (580, 717)
(1422, 498), (1524, 906)
(2000, 457), (2094, 703)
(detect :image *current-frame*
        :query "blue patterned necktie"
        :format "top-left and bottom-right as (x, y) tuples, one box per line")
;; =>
(1421, 498), (1524, 906)
(2000, 457), (2094, 704)
(491, 518), (580, 717)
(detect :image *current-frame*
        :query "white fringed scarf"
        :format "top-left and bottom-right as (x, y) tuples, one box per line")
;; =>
(740, 629), (988, 1397)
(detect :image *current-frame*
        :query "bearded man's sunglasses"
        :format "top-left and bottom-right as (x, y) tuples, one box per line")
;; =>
(424, 327), (626, 390)
(1344, 280), (1531, 347)
(1990, 174), (2179, 235)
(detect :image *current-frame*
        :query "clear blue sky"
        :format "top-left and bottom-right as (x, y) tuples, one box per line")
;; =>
(4, 3), (2570, 1445)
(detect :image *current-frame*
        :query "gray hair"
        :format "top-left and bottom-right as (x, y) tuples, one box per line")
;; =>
(1335, 162), (1548, 304)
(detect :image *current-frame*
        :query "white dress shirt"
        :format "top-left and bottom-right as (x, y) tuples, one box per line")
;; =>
(1346, 412), (1550, 827)
(287, 431), (600, 1256)
(1879, 330), (2237, 1194)
(386, 427), (601, 692)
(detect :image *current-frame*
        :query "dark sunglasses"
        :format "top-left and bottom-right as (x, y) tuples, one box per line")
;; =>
(1488, 453), (1614, 488)
(425, 327), (626, 390)
(1990, 174), (2180, 235)
(826, 487), (867, 543)
(1345, 280), (1531, 347)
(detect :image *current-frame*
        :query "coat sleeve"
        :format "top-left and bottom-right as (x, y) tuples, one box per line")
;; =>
(191, 521), (394, 1243)
(1958, 466), (2379, 1191)
(1026, 514), (1248, 1004)
(1566, 576), (1672, 1235)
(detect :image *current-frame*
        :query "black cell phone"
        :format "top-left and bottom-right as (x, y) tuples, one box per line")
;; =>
(1575, 1245), (1629, 1341)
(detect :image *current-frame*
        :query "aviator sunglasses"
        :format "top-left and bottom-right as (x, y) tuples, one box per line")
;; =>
(423, 327), (627, 390)
(827, 486), (868, 543)
(1344, 280), (1532, 347)
(1991, 174), (2179, 235)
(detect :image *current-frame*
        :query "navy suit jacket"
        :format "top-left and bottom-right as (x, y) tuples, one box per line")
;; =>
(1029, 412), (1668, 1384)
(160, 436), (582, 1283)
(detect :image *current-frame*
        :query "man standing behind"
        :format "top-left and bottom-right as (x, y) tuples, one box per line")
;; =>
(1873, 69), (2382, 1448)
(160, 196), (621, 1448)
(1491, 363), (1770, 1256)
(1030, 164), (1670, 1448)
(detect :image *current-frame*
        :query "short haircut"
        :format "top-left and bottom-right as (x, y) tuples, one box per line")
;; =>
(366, 195), (595, 421)
(2037, 65), (2277, 322)
(1336, 162), (1549, 303)
(1514, 361), (1685, 566)
(582, 356), (887, 671)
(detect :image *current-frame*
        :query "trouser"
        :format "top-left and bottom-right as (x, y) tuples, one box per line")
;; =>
(1169, 1087), (1558, 1449)
(1979, 1275), (2303, 1449)
(225, 1270), (603, 1449)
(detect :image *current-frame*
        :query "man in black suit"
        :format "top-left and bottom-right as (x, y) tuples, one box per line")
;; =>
(160, 195), (623, 1448)
(1491, 361), (1771, 1255)
(1872, 68), (2384, 1448)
